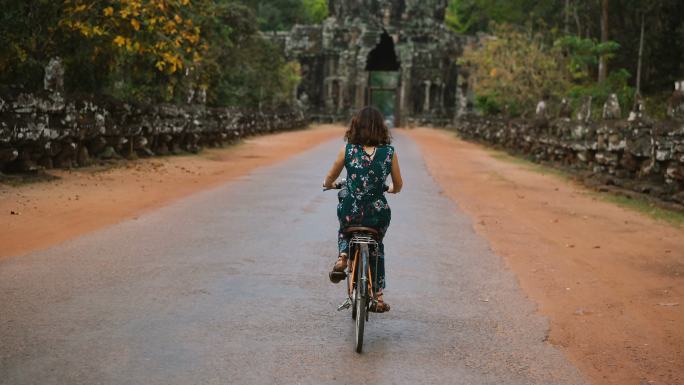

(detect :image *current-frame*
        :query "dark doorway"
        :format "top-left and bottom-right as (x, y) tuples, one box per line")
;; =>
(368, 72), (399, 124)
(366, 31), (401, 126)
(366, 32), (400, 72)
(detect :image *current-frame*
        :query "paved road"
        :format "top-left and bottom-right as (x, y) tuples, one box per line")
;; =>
(0, 132), (587, 385)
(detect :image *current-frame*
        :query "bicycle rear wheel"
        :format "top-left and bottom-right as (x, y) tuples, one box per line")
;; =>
(355, 244), (369, 353)
(352, 294), (357, 320)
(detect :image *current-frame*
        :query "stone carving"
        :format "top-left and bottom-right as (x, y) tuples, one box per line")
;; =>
(278, 0), (467, 126)
(558, 98), (572, 119)
(196, 87), (207, 105)
(535, 100), (548, 118)
(602, 93), (622, 120)
(667, 80), (684, 119)
(628, 95), (646, 122)
(576, 96), (592, 122)
(44, 57), (65, 93)
(0, 92), (306, 173)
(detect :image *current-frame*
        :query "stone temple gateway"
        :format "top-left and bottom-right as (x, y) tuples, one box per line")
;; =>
(273, 0), (469, 126)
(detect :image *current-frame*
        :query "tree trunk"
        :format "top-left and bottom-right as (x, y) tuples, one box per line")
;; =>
(598, 0), (609, 83)
(564, 0), (570, 34)
(634, 13), (645, 107)
(572, 2), (581, 37)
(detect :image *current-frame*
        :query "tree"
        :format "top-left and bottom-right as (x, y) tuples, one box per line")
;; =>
(0, 1), (63, 89)
(597, 0), (609, 83)
(459, 24), (570, 116)
(445, 0), (562, 34)
(236, 0), (328, 31)
(197, 1), (301, 107)
(0, 0), (304, 108)
(59, 0), (206, 101)
(447, 0), (684, 99)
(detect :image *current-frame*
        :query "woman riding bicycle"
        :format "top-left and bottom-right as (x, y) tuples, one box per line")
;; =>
(323, 106), (403, 313)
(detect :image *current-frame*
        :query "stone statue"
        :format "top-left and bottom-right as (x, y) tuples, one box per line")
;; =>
(44, 57), (65, 93)
(667, 80), (684, 119)
(602, 94), (621, 120)
(196, 87), (207, 105)
(186, 88), (196, 104)
(558, 98), (572, 119)
(535, 100), (548, 119)
(297, 91), (310, 111)
(576, 96), (592, 122)
(628, 95), (646, 121)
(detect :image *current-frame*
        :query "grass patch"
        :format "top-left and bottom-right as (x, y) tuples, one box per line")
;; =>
(0, 172), (60, 187)
(483, 144), (684, 228)
(487, 150), (572, 180)
(595, 193), (684, 228)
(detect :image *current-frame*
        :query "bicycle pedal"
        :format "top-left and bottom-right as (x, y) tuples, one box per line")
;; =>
(337, 298), (352, 311)
(329, 271), (347, 283)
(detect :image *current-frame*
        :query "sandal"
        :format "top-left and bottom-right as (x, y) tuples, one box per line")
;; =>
(369, 292), (390, 313)
(328, 254), (348, 283)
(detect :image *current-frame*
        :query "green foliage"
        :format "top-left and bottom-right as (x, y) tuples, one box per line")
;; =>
(237, 0), (328, 31)
(0, 0), (305, 109)
(0, 1), (63, 89)
(461, 23), (637, 118)
(198, 1), (301, 108)
(448, 0), (684, 99)
(475, 94), (502, 115)
(554, 35), (633, 117)
(446, 0), (560, 34)
(459, 24), (570, 117)
(555, 36), (620, 82)
(302, 0), (328, 24)
(567, 70), (633, 118)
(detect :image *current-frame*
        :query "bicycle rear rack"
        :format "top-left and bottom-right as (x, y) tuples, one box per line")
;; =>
(350, 235), (377, 245)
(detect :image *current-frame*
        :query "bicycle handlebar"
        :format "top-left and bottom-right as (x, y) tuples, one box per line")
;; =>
(323, 179), (390, 192)
(322, 179), (345, 191)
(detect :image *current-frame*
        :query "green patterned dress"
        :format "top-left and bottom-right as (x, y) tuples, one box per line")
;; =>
(337, 143), (394, 288)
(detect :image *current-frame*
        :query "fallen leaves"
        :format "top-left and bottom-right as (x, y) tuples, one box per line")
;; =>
(657, 302), (680, 307)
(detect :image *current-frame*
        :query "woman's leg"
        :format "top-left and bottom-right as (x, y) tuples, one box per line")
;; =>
(369, 241), (389, 312)
(330, 230), (350, 279)
(372, 241), (386, 289)
(338, 230), (350, 259)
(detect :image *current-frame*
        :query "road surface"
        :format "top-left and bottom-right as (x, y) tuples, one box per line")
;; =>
(0, 132), (587, 384)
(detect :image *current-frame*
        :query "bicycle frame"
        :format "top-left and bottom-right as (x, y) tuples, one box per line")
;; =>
(347, 234), (379, 306)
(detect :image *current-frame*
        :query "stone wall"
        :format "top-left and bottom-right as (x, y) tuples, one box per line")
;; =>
(452, 115), (684, 205)
(0, 91), (307, 173)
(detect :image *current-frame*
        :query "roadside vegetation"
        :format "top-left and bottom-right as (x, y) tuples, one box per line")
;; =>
(447, 0), (684, 118)
(0, 0), (327, 108)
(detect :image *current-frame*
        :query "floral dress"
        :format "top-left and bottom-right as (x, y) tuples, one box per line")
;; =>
(337, 143), (394, 289)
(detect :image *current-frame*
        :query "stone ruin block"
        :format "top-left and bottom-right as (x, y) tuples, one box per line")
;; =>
(0, 92), (307, 173)
(602, 94), (621, 120)
(451, 112), (684, 204)
(44, 57), (65, 94)
(667, 81), (684, 119)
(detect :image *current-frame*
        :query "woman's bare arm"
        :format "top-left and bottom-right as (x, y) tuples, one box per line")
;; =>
(323, 145), (346, 189)
(388, 151), (403, 193)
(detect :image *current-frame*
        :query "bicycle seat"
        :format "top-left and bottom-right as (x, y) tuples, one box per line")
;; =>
(343, 226), (379, 236)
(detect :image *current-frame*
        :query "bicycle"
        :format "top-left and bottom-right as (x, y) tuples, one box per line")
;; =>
(325, 180), (384, 353)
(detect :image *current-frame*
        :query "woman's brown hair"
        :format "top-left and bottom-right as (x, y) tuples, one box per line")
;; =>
(345, 106), (392, 146)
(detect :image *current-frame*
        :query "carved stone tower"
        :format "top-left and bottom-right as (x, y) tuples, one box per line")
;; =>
(276, 0), (465, 126)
